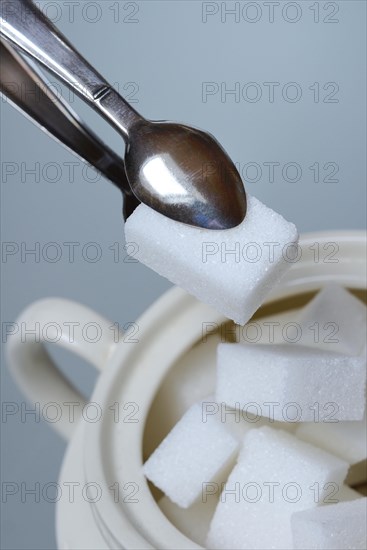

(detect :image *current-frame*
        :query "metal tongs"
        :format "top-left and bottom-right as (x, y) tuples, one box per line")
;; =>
(1, 0), (247, 229)
(0, 38), (139, 219)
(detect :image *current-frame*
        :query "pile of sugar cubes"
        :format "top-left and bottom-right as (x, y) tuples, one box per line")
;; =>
(127, 196), (366, 548)
(143, 283), (366, 549)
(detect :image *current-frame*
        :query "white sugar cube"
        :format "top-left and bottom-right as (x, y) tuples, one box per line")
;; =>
(206, 427), (349, 550)
(296, 285), (367, 355)
(296, 412), (367, 465)
(159, 492), (218, 547)
(291, 498), (367, 549)
(143, 401), (238, 508)
(125, 195), (298, 325)
(216, 343), (366, 421)
(203, 399), (297, 441)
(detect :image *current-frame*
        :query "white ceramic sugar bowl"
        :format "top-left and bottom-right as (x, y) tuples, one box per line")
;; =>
(6, 231), (366, 550)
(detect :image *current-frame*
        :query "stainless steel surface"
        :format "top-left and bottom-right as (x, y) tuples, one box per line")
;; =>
(125, 120), (247, 229)
(0, 0), (247, 229)
(0, 40), (139, 220)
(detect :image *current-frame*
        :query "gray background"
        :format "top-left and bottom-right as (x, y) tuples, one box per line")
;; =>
(1, 1), (366, 548)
